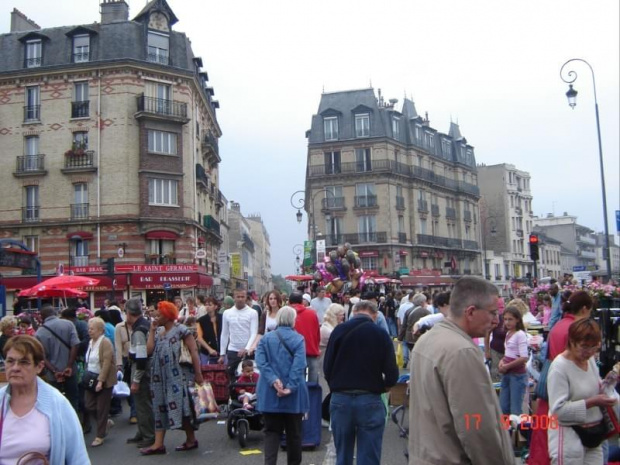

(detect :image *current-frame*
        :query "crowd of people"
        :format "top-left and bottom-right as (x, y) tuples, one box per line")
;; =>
(1, 276), (619, 464)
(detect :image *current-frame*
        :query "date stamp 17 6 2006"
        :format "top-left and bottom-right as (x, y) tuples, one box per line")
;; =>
(463, 413), (559, 431)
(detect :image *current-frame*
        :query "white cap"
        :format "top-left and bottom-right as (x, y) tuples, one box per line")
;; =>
(303, 294), (312, 303)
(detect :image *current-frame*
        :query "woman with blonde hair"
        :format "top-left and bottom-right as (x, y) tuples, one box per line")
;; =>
(0, 315), (17, 356)
(319, 304), (345, 396)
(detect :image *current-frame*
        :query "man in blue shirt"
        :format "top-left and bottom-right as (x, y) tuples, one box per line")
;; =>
(547, 283), (563, 330)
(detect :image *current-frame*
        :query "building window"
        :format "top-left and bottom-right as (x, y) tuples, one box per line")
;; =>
(442, 139), (451, 156)
(24, 86), (40, 121)
(72, 183), (89, 220)
(424, 132), (434, 148)
(147, 31), (169, 64)
(23, 185), (39, 222)
(147, 239), (175, 263)
(361, 257), (378, 270)
(355, 148), (372, 172)
(148, 130), (178, 155)
(23, 136), (40, 171)
(355, 183), (376, 207)
(324, 117), (338, 141)
(72, 35), (90, 62)
(324, 185), (343, 208)
(358, 215), (376, 242)
(327, 217), (343, 245)
(392, 116), (400, 140)
(324, 151), (341, 174)
(415, 124), (422, 140)
(148, 178), (178, 206)
(25, 40), (41, 68)
(72, 239), (89, 266)
(419, 218), (427, 235)
(355, 113), (370, 138)
(23, 235), (38, 253)
(398, 216), (405, 233)
(73, 131), (89, 150)
(72, 82), (89, 118)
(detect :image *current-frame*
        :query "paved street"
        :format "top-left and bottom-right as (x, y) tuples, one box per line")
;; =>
(87, 407), (410, 465)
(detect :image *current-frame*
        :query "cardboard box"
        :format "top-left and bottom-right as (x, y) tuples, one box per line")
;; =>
(389, 382), (408, 406)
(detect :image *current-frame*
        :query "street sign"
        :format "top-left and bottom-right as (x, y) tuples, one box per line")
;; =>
(163, 283), (172, 290)
(572, 265), (586, 272)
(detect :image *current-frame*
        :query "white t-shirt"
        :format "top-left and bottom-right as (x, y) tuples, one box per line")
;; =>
(219, 306), (259, 354)
(310, 297), (332, 323)
(0, 406), (51, 464)
(397, 302), (414, 324)
(86, 336), (103, 373)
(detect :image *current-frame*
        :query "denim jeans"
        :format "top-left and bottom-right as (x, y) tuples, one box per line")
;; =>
(330, 392), (387, 465)
(386, 317), (398, 338)
(500, 372), (528, 415)
(306, 356), (319, 383)
(401, 341), (409, 367)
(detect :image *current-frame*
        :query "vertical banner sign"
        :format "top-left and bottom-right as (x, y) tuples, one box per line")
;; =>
(303, 240), (314, 270)
(231, 253), (241, 278)
(316, 239), (326, 263)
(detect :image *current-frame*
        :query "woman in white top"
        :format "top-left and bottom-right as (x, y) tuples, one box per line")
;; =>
(0, 335), (89, 464)
(83, 317), (117, 447)
(548, 318), (617, 465)
(249, 291), (281, 355)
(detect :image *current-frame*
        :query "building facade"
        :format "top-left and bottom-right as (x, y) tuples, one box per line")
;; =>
(477, 164), (535, 283)
(247, 214), (272, 296)
(305, 88), (482, 286)
(0, 0), (224, 307)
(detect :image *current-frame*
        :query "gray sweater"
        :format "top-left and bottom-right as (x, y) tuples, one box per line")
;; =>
(548, 355), (603, 425)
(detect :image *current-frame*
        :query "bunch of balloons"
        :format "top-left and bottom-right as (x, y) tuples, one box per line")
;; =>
(313, 243), (364, 293)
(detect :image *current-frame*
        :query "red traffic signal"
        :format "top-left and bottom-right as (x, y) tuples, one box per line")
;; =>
(529, 234), (539, 244)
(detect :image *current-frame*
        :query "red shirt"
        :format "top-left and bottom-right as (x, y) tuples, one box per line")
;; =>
(548, 313), (577, 360)
(236, 372), (259, 394)
(290, 303), (321, 357)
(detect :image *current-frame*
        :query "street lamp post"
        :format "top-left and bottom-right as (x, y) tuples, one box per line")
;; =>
(290, 189), (335, 241)
(293, 243), (303, 273)
(480, 216), (497, 280)
(560, 58), (612, 281)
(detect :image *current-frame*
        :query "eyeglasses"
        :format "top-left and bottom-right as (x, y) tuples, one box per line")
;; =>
(576, 344), (601, 354)
(4, 358), (33, 368)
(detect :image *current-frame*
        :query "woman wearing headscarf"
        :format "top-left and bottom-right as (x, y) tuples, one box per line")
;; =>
(140, 301), (204, 455)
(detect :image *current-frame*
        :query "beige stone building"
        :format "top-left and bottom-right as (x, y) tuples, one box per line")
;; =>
(304, 88), (482, 284)
(0, 0), (224, 306)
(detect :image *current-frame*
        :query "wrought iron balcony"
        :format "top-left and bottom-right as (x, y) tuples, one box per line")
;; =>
(322, 197), (346, 209)
(23, 105), (40, 122)
(418, 200), (429, 212)
(71, 101), (90, 118)
(70, 256), (89, 267)
(145, 254), (176, 265)
(202, 131), (221, 165)
(417, 234), (463, 249)
(62, 150), (96, 173)
(398, 232), (407, 243)
(136, 94), (188, 123)
(71, 203), (89, 220)
(396, 196), (405, 210)
(342, 232), (387, 244)
(147, 52), (169, 65)
(216, 190), (224, 208)
(431, 204), (440, 216)
(196, 163), (209, 190)
(22, 206), (40, 223)
(354, 195), (378, 208)
(462, 240), (479, 250)
(204, 214), (221, 236)
(445, 207), (456, 219)
(15, 155), (46, 175)
(24, 57), (41, 68)
(324, 234), (344, 247)
(464, 210), (472, 222)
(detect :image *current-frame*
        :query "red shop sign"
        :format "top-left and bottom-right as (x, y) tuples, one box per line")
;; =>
(131, 272), (199, 289)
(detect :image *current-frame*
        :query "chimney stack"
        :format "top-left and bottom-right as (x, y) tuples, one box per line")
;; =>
(10, 8), (40, 32)
(100, 0), (129, 24)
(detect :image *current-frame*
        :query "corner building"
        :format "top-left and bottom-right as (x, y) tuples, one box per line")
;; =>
(0, 0), (225, 307)
(305, 88), (482, 287)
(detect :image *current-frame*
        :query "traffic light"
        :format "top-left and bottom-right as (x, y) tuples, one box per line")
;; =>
(106, 257), (115, 277)
(529, 234), (540, 261)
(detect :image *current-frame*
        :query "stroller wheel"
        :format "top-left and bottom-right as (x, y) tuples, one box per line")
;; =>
(238, 419), (249, 448)
(226, 414), (236, 439)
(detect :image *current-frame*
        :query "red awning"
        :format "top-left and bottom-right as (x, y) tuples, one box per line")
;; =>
(400, 276), (455, 287)
(145, 231), (179, 240)
(198, 274), (214, 287)
(1, 276), (40, 291)
(66, 231), (93, 240)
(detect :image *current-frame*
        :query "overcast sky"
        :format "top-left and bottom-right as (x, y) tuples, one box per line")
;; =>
(3, 0), (618, 277)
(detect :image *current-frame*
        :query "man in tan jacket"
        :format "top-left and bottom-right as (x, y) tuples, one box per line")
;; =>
(409, 276), (515, 465)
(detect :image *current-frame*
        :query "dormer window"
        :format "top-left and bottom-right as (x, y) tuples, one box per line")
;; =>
(324, 117), (338, 141)
(355, 113), (370, 138)
(25, 40), (41, 68)
(392, 116), (400, 140)
(148, 31), (169, 65)
(73, 35), (90, 63)
(441, 139), (451, 156)
(424, 131), (434, 148)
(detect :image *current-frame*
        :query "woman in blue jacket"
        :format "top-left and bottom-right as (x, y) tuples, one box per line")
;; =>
(256, 306), (309, 465)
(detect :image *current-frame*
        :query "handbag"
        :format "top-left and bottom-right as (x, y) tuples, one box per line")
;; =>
(572, 421), (607, 448)
(180, 339), (193, 365)
(396, 343), (404, 368)
(17, 452), (49, 465)
(535, 358), (552, 401)
(113, 371), (131, 398)
(190, 382), (219, 422)
(81, 370), (99, 392)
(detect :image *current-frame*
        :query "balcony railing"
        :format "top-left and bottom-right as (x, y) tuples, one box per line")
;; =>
(216, 190), (224, 207)
(24, 105), (40, 122)
(396, 196), (405, 209)
(462, 240), (479, 250)
(15, 155), (45, 174)
(71, 101), (90, 118)
(71, 203), (89, 220)
(22, 206), (40, 223)
(341, 232), (387, 244)
(70, 256), (89, 267)
(577, 235), (596, 245)
(63, 150), (96, 170)
(204, 214), (221, 236)
(196, 163), (209, 189)
(417, 234), (463, 249)
(464, 210), (472, 222)
(418, 200), (428, 212)
(431, 204), (440, 216)
(354, 195), (378, 208)
(24, 57), (41, 68)
(324, 234), (344, 247)
(322, 197), (346, 209)
(136, 94), (188, 121)
(145, 254), (176, 265)
(147, 52), (169, 65)
(398, 232), (407, 243)
(445, 207), (456, 219)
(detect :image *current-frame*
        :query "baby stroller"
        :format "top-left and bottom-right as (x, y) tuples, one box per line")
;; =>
(226, 359), (265, 448)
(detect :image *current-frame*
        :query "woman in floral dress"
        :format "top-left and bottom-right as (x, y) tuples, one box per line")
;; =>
(140, 301), (203, 455)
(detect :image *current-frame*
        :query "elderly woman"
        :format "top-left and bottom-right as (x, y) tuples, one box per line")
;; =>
(319, 304), (345, 400)
(0, 335), (89, 463)
(0, 315), (17, 356)
(83, 316), (117, 447)
(196, 297), (223, 365)
(548, 318), (617, 464)
(256, 306), (309, 465)
(141, 300), (203, 455)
